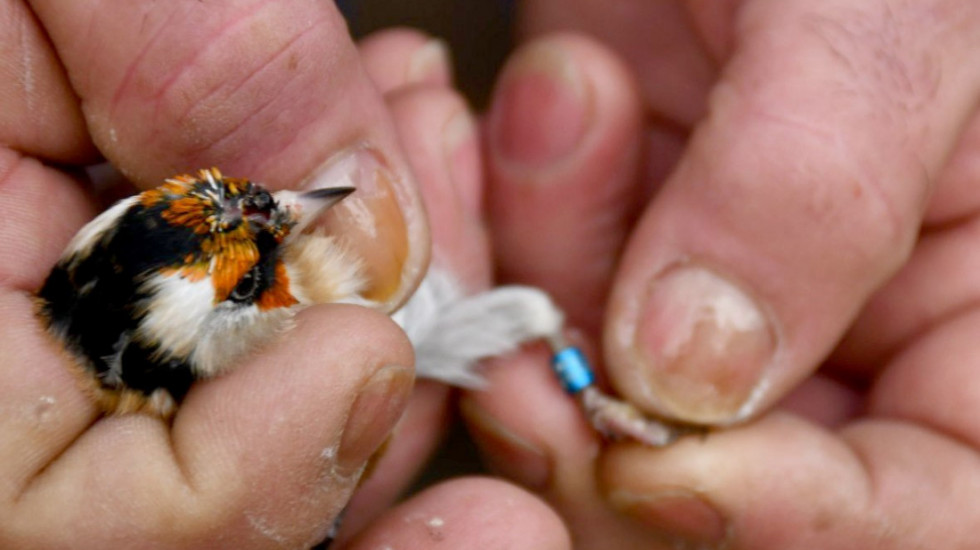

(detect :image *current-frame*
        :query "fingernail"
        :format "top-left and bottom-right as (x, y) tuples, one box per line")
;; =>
(609, 488), (730, 547)
(630, 265), (776, 424)
(442, 108), (481, 215)
(300, 147), (416, 309)
(337, 365), (414, 472)
(407, 38), (452, 85)
(460, 397), (551, 491)
(489, 41), (591, 169)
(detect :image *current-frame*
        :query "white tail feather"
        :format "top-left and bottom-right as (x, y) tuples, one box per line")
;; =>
(393, 267), (564, 387)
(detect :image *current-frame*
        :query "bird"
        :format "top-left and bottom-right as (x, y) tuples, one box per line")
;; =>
(35, 168), (374, 416)
(35, 167), (567, 419)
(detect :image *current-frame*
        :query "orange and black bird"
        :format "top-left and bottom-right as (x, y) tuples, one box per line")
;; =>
(36, 168), (362, 417)
(35, 167), (562, 420)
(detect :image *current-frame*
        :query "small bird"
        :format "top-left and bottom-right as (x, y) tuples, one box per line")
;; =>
(36, 168), (370, 416)
(37, 167), (679, 447)
(34, 167), (561, 418)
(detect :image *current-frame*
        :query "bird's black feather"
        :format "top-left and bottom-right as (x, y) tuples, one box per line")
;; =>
(38, 202), (201, 398)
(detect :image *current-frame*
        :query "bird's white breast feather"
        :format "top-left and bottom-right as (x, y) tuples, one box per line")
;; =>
(191, 303), (295, 377)
(138, 272), (297, 377)
(139, 273), (216, 360)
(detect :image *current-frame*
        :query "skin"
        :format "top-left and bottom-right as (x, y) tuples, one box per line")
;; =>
(0, 3), (569, 549)
(465, 1), (980, 548)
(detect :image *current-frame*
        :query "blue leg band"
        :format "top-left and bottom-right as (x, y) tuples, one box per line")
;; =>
(551, 347), (595, 394)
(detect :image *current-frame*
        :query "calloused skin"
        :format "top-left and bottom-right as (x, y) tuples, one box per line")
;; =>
(465, 1), (980, 548)
(0, 2), (569, 549)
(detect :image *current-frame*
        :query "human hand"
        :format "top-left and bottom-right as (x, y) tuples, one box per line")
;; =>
(0, 2), (567, 548)
(465, 1), (980, 547)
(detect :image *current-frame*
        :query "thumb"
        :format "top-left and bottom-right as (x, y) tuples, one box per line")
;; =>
(604, 0), (980, 424)
(29, 0), (429, 310)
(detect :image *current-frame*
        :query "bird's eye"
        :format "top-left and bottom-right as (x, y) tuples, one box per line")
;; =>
(244, 190), (274, 224)
(229, 268), (260, 303)
(251, 190), (272, 211)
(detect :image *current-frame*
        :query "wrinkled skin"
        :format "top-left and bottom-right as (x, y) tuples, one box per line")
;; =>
(465, 1), (980, 548)
(0, 2), (570, 549)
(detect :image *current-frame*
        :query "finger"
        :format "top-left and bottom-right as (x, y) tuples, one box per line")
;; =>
(337, 381), (451, 541)
(773, 374), (862, 429)
(604, 0), (980, 424)
(387, 85), (489, 288)
(923, 109), (980, 226)
(603, 290), (980, 548)
(337, 84), (488, 537)
(0, 0), (95, 162)
(344, 477), (571, 550)
(518, 0), (716, 128)
(870, 306), (980, 454)
(0, 157), (102, 498)
(358, 28), (453, 94)
(463, 346), (670, 549)
(6, 305), (414, 548)
(0, 152), (97, 291)
(462, 349), (856, 548)
(29, 0), (429, 310)
(832, 110), (980, 370)
(463, 345), (597, 493)
(832, 211), (980, 370)
(601, 412), (980, 548)
(0, 0), (101, 291)
(484, 34), (644, 336)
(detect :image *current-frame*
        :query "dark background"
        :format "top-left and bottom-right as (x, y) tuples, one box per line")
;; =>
(339, 0), (515, 107)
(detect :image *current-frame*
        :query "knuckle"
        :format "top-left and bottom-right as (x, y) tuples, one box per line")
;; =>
(705, 106), (919, 276)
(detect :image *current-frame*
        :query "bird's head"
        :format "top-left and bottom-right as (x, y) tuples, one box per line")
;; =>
(132, 168), (356, 376)
(135, 167), (353, 311)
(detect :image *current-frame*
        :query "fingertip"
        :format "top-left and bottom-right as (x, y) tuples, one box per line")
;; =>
(604, 262), (778, 425)
(487, 30), (644, 182)
(345, 477), (572, 550)
(171, 304), (414, 540)
(359, 28), (454, 93)
(601, 411), (980, 547)
(338, 381), (452, 540)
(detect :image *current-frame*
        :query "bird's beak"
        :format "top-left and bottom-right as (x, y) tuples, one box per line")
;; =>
(274, 187), (355, 234)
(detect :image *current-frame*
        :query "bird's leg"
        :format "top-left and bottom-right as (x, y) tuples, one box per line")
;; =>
(544, 331), (697, 446)
(399, 267), (695, 446)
